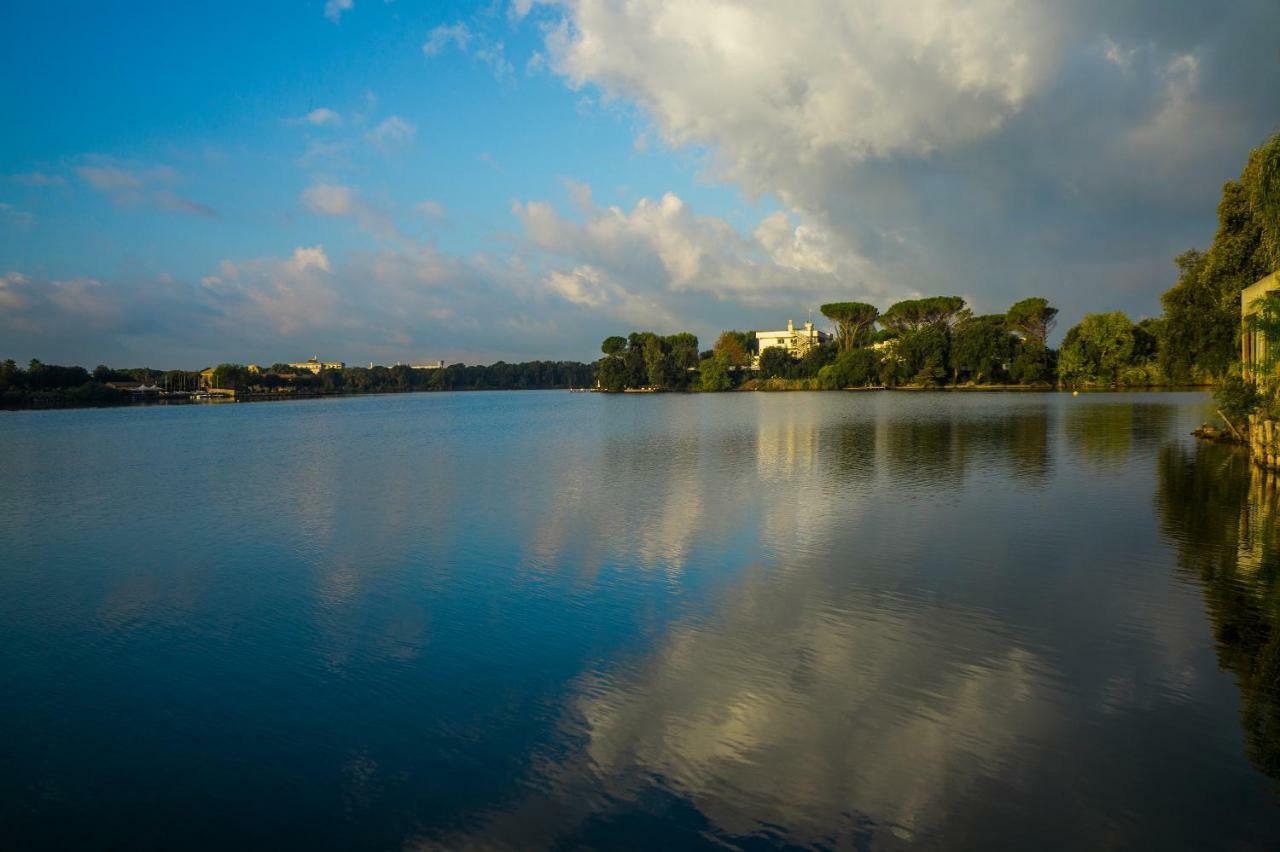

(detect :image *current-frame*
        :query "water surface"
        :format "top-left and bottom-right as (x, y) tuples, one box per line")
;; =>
(1, 391), (1277, 849)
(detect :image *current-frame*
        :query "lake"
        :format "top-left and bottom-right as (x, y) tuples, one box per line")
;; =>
(1, 390), (1278, 849)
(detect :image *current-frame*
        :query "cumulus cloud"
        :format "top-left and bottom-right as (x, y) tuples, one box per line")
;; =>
(541, 0), (1053, 172)
(515, 188), (873, 318)
(528, 0), (1280, 327)
(300, 182), (405, 244)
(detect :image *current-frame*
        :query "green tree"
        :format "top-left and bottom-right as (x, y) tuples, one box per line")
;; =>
(894, 325), (950, 384)
(1057, 312), (1136, 386)
(817, 347), (880, 389)
(951, 314), (1015, 384)
(880, 296), (968, 334)
(596, 357), (626, 391)
(758, 346), (795, 379)
(664, 332), (700, 387)
(794, 341), (838, 378)
(644, 335), (677, 388)
(601, 336), (627, 357)
(1133, 317), (1163, 363)
(820, 302), (879, 350)
(699, 353), (734, 391)
(1005, 297), (1058, 347)
(1010, 342), (1054, 385)
(1160, 250), (1229, 382)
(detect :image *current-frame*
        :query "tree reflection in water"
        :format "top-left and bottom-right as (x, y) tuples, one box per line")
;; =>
(1157, 440), (1280, 780)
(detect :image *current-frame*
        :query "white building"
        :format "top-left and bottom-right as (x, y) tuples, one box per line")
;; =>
(288, 357), (345, 374)
(754, 320), (830, 366)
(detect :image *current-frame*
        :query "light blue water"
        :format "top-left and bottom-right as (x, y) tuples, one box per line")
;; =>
(1, 391), (1277, 849)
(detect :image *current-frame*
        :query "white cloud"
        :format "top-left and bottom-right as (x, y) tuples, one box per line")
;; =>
(544, 265), (611, 307)
(302, 183), (354, 216)
(302, 107), (343, 126)
(423, 22), (471, 56)
(287, 245), (331, 274)
(516, 189), (866, 299)
(365, 115), (416, 149)
(324, 0), (353, 24)
(522, 0), (1280, 328)
(0, 271), (30, 311)
(300, 182), (406, 245)
(542, 0), (1053, 177)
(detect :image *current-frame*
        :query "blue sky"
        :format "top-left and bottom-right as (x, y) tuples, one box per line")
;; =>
(2, 1), (1278, 368)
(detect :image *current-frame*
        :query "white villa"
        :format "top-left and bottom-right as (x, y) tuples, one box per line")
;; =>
(288, 357), (346, 374)
(755, 319), (830, 366)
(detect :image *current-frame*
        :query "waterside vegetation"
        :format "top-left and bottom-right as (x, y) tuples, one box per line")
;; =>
(0, 358), (595, 409)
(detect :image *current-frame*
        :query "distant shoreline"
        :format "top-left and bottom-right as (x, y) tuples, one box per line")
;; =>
(1, 381), (1216, 412)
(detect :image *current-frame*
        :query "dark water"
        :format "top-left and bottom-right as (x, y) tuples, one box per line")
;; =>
(1, 391), (1278, 850)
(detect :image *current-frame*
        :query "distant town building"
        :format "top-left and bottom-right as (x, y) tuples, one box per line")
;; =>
(410, 360), (445, 370)
(1243, 271), (1280, 383)
(288, 357), (345, 374)
(755, 319), (830, 366)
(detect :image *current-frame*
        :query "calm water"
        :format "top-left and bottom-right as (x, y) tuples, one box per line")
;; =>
(2, 391), (1278, 850)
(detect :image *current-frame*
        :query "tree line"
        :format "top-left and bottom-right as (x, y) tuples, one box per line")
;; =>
(0, 357), (596, 408)
(210, 361), (595, 393)
(598, 296), (1062, 392)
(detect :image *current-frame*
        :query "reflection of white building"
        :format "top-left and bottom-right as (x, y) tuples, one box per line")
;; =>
(755, 320), (830, 366)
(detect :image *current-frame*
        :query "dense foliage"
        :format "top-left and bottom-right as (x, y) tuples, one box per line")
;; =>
(0, 359), (129, 407)
(597, 332), (701, 391)
(602, 294), (1060, 392)
(1157, 132), (1280, 383)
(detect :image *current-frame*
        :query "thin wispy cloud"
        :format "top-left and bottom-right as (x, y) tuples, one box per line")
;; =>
(324, 0), (353, 24)
(8, 172), (67, 187)
(75, 159), (216, 218)
(422, 22), (471, 56)
(0, 203), (35, 230)
(299, 107), (343, 126)
(366, 115), (416, 149)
